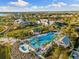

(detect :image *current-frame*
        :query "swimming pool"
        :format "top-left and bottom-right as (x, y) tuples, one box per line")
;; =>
(29, 32), (57, 49)
(19, 43), (30, 53)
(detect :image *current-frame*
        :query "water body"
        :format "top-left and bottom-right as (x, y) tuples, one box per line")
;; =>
(0, 14), (8, 16)
(29, 32), (57, 49)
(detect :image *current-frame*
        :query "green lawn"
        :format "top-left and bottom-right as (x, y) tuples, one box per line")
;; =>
(0, 46), (10, 59)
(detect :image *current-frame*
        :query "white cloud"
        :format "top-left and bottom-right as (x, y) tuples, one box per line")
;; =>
(31, 6), (46, 9)
(1, 1), (79, 12)
(0, 6), (31, 12)
(48, 2), (67, 7)
(31, 2), (67, 10)
(70, 4), (79, 7)
(31, 5), (51, 11)
(31, 6), (38, 9)
(0, 6), (12, 12)
(9, 0), (29, 6)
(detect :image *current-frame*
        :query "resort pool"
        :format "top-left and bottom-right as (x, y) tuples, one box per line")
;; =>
(19, 43), (30, 53)
(29, 32), (57, 49)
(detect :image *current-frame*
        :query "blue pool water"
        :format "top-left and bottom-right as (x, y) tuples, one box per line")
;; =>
(21, 46), (27, 51)
(62, 36), (69, 45)
(29, 32), (56, 49)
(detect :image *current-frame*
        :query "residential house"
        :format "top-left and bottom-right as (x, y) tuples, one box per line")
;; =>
(14, 19), (30, 26)
(54, 22), (68, 28)
(48, 21), (55, 25)
(71, 24), (79, 32)
(75, 26), (79, 32)
(33, 29), (41, 35)
(69, 48), (79, 59)
(36, 21), (41, 25)
(36, 19), (55, 26)
(74, 25), (79, 32)
(30, 22), (38, 26)
(69, 38), (79, 59)
(40, 19), (49, 27)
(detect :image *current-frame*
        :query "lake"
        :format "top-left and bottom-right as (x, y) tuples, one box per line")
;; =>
(0, 14), (8, 16)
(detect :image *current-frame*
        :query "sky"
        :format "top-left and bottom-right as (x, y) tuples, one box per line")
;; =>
(0, 0), (79, 12)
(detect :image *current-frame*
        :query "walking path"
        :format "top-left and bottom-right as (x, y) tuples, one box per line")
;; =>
(0, 38), (16, 45)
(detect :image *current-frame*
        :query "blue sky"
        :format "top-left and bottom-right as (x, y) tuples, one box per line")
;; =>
(0, 0), (79, 12)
